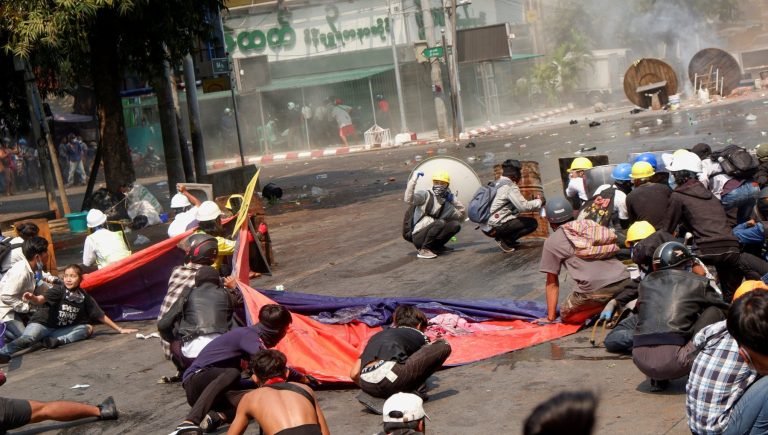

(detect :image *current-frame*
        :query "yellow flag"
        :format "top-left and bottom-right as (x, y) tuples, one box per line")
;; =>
(231, 168), (261, 238)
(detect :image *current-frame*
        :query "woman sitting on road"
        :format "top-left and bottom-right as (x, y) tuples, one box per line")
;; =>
(0, 264), (137, 363)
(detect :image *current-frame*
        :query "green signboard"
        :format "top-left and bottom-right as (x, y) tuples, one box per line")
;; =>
(212, 58), (231, 74)
(422, 46), (444, 58)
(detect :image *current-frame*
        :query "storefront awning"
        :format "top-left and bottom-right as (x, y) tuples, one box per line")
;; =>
(258, 65), (394, 92)
(510, 54), (543, 61)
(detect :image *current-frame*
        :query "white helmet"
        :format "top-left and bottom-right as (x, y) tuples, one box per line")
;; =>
(86, 209), (107, 228)
(171, 193), (192, 208)
(667, 150), (702, 173)
(196, 201), (222, 222)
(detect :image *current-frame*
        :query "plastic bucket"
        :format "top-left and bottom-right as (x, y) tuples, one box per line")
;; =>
(65, 211), (89, 233)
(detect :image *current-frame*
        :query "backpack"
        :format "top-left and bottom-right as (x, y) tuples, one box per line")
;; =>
(0, 238), (22, 273)
(577, 187), (615, 227)
(402, 192), (442, 242)
(714, 145), (758, 179)
(468, 179), (511, 224)
(561, 220), (619, 260)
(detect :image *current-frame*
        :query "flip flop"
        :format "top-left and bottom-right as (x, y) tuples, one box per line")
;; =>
(356, 391), (385, 415)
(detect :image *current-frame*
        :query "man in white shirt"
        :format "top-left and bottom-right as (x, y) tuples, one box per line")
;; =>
(565, 157), (592, 209)
(82, 209), (131, 270)
(330, 99), (355, 147)
(591, 163), (632, 230)
(167, 184), (202, 238)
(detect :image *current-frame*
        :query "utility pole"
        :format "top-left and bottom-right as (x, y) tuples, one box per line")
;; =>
(387, 0), (409, 133)
(449, 0), (464, 135)
(227, 58), (246, 166)
(182, 54), (207, 181)
(441, 29), (457, 139)
(420, 0), (449, 138)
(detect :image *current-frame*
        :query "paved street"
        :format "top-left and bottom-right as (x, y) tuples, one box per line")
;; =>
(3, 94), (768, 434)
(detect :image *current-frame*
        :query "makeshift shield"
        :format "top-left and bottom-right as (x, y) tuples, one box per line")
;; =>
(584, 165), (617, 197)
(411, 156), (482, 207)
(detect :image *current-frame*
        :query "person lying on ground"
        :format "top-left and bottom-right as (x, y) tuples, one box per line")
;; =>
(0, 221), (38, 280)
(686, 286), (768, 434)
(158, 265), (240, 373)
(174, 304), (315, 434)
(0, 264), (137, 363)
(537, 197), (631, 325)
(375, 392), (428, 435)
(227, 349), (329, 435)
(404, 170), (466, 259)
(0, 237), (57, 342)
(0, 395), (118, 433)
(483, 160), (543, 253)
(350, 305), (451, 399)
(168, 183), (203, 238)
(523, 390), (598, 435)
(195, 201), (236, 272)
(82, 209), (131, 270)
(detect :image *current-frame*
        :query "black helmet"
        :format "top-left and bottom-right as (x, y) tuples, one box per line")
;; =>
(184, 234), (218, 265)
(652, 241), (694, 270)
(545, 197), (573, 224)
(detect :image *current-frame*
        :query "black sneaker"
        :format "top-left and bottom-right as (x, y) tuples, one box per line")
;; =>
(199, 411), (225, 433)
(42, 337), (60, 349)
(0, 354), (9, 364)
(649, 378), (669, 392)
(173, 423), (203, 435)
(98, 396), (119, 420)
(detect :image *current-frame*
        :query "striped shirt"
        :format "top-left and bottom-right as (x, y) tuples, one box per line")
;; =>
(686, 321), (758, 434)
(157, 263), (203, 358)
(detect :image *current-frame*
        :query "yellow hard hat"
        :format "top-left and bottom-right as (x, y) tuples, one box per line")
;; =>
(733, 280), (768, 301)
(625, 221), (656, 247)
(226, 194), (245, 210)
(432, 171), (450, 184)
(568, 157), (593, 172)
(630, 161), (655, 179)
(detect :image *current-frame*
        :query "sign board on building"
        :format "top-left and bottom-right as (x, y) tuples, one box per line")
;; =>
(212, 58), (231, 75)
(234, 55), (271, 92)
(456, 23), (512, 64)
(422, 46), (444, 58)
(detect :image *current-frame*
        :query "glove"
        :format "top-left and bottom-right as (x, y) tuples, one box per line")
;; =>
(416, 171), (424, 178)
(599, 300), (617, 320)
(446, 192), (455, 203)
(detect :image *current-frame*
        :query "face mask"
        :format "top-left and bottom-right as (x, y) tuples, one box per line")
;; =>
(432, 185), (448, 198)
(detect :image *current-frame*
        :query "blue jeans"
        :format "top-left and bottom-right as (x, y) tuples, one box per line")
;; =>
(723, 376), (768, 435)
(0, 322), (91, 356)
(722, 183), (759, 225)
(605, 313), (638, 354)
(733, 221), (765, 246)
(2, 319), (25, 344)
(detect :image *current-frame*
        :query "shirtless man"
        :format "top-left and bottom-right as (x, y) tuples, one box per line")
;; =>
(227, 349), (329, 435)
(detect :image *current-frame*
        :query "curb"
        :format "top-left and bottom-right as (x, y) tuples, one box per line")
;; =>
(466, 105), (574, 138)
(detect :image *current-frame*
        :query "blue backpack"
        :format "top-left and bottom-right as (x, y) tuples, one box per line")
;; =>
(468, 179), (510, 224)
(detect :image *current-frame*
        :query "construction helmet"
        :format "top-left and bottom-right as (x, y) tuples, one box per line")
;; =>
(184, 234), (218, 265)
(667, 151), (702, 173)
(756, 143), (768, 160)
(171, 193), (192, 209)
(625, 221), (656, 247)
(652, 241), (694, 270)
(196, 201), (222, 222)
(630, 161), (655, 179)
(634, 152), (658, 170)
(568, 157), (593, 172)
(86, 209), (107, 228)
(611, 163), (633, 182)
(733, 280), (768, 301)
(432, 171), (450, 184)
(226, 194), (245, 211)
(544, 197), (574, 224)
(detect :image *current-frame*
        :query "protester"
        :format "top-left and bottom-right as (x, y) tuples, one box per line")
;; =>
(174, 304), (312, 434)
(168, 183), (203, 238)
(82, 209), (131, 270)
(57, 136), (69, 183)
(195, 201), (236, 272)
(686, 287), (768, 434)
(404, 171), (466, 259)
(630, 242), (728, 391)
(65, 134), (86, 186)
(0, 264), (137, 363)
(589, 163), (632, 230)
(0, 138), (14, 196)
(0, 237), (57, 342)
(0, 395), (118, 432)
(227, 349), (329, 435)
(374, 392), (428, 435)
(523, 390), (598, 435)
(20, 139), (41, 191)
(624, 221), (676, 276)
(157, 234), (220, 381)
(626, 161), (671, 229)
(755, 143), (768, 188)
(565, 157), (592, 209)
(331, 99), (355, 147)
(484, 161), (543, 253)
(664, 150), (768, 301)
(0, 222), (38, 280)
(157, 265), (240, 372)
(350, 305), (452, 399)
(537, 197), (631, 324)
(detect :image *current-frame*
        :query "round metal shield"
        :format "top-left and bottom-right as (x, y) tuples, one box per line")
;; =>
(584, 164), (617, 197)
(410, 156), (483, 207)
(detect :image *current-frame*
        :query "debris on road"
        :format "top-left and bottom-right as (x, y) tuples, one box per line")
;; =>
(465, 142), (476, 149)
(589, 121), (601, 127)
(569, 120), (578, 125)
(316, 173), (328, 179)
(71, 384), (90, 389)
(746, 113), (757, 121)
(629, 108), (644, 114)
(136, 332), (160, 340)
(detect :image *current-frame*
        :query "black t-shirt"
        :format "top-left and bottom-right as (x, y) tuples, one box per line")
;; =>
(30, 286), (105, 328)
(360, 327), (429, 365)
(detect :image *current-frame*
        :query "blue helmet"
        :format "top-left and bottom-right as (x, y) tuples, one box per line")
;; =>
(611, 163), (633, 181)
(633, 152), (658, 170)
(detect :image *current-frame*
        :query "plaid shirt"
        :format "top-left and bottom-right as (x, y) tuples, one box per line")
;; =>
(158, 263), (203, 358)
(686, 321), (759, 434)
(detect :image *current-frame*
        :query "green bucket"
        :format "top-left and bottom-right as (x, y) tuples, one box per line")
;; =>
(65, 211), (89, 233)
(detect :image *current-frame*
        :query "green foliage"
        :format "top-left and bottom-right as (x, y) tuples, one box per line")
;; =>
(531, 30), (593, 103)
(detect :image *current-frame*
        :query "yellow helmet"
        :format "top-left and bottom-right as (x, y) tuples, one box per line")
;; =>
(226, 194), (245, 211)
(568, 157), (593, 172)
(432, 171), (450, 184)
(733, 280), (768, 301)
(625, 221), (656, 247)
(630, 161), (655, 179)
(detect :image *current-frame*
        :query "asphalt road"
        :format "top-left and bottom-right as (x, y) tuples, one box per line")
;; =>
(3, 94), (768, 434)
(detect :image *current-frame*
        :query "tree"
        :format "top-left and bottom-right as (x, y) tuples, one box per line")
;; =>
(531, 30), (593, 104)
(0, 0), (223, 192)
